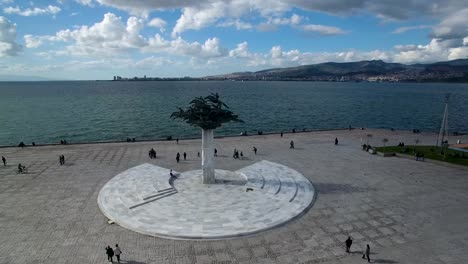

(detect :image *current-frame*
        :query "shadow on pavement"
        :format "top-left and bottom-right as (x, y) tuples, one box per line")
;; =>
(314, 183), (372, 194)
(372, 259), (398, 263)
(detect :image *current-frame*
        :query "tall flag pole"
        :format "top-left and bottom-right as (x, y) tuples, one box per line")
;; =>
(436, 93), (450, 147)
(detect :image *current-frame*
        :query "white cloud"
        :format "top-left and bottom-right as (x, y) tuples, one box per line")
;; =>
(145, 34), (227, 58)
(432, 8), (468, 40)
(3, 5), (61, 16)
(147, 17), (167, 32)
(229, 42), (251, 58)
(393, 25), (432, 34)
(218, 19), (253, 30)
(172, 3), (225, 37)
(75, 0), (93, 6)
(256, 14), (303, 32)
(393, 38), (468, 63)
(302, 24), (347, 35)
(0, 16), (22, 57)
(28, 13), (146, 56)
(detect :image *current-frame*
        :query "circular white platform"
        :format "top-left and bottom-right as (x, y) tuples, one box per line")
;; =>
(98, 160), (315, 239)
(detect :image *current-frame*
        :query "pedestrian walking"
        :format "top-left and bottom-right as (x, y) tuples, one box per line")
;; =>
(114, 244), (122, 263)
(62, 155), (65, 165)
(176, 138), (179, 144)
(253, 146), (257, 155)
(176, 152), (180, 163)
(183, 152), (187, 160)
(59, 155), (63, 165)
(2, 156), (6, 166)
(335, 137), (339, 145)
(345, 236), (352, 253)
(280, 131), (283, 137)
(105, 246), (114, 262)
(197, 152), (200, 158)
(214, 148), (218, 157)
(362, 244), (370, 262)
(290, 140), (295, 149)
(240, 152), (243, 159)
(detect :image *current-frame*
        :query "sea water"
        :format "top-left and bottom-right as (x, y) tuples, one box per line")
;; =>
(0, 81), (467, 146)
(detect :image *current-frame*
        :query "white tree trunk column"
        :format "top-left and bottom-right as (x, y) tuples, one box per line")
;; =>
(201, 129), (215, 184)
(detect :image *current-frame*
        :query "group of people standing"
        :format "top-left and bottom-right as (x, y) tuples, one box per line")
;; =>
(105, 244), (122, 263)
(345, 236), (371, 262)
(233, 149), (243, 159)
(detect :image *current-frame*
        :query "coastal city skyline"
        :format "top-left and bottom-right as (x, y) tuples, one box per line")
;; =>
(1, 0), (468, 80)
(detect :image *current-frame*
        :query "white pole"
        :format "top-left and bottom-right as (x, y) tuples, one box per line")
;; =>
(201, 129), (215, 184)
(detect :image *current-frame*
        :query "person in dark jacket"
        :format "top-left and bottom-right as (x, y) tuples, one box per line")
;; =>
(105, 245), (114, 262)
(345, 236), (352, 253)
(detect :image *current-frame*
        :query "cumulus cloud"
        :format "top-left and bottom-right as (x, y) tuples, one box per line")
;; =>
(229, 42), (251, 58)
(0, 16), (22, 57)
(3, 5), (61, 16)
(145, 34), (227, 58)
(302, 24), (347, 35)
(147, 18), (167, 32)
(28, 13), (146, 56)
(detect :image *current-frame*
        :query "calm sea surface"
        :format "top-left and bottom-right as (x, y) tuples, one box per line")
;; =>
(0, 81), (467, 146)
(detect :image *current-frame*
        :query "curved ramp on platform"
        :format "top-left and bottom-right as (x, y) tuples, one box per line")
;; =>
(98, 161), (315, 240)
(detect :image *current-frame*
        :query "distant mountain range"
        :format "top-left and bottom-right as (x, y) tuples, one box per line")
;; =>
(202, 59), (468, 82)
(0, 75), (55, 82)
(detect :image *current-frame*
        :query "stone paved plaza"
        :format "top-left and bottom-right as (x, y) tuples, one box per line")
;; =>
(1, 129), (468, 264)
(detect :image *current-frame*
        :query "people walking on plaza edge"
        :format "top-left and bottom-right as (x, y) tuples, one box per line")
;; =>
(362, 244), (371, 262)
(183, 152), (187, 160)
(176, 152), (180, 163)
(114, 244), (122, 263)
(290, 140), (295, 149)
(253, 146), (257, 155)
(59, 155), (63, 165)
(198, 152), (200, 158)
(105, 245), (114, 262)
(2, 156), (5, 166)
(149, 148), (156, 159)
(281, 131), (283, 137)
(335, 137), (339, 145)
(240, 151), (243, 159)
(233, 149), (240, 159)
(176, 138), (179, 144)
(214, 148), (218, 157)
(345, 236), (352, 253)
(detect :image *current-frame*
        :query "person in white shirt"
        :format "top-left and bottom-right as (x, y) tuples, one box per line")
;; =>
(114, 244), (122, 263)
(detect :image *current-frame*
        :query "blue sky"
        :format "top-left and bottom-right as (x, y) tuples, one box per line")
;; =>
(0, 0), (467, 80)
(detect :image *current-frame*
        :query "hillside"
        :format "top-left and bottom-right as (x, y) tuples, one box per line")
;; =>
(202, 59), (468, 82)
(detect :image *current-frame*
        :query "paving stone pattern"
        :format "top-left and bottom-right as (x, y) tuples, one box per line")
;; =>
(0, 129), (468, 263)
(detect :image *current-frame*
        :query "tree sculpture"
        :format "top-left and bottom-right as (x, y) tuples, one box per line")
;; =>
(171, 93), (243, 184)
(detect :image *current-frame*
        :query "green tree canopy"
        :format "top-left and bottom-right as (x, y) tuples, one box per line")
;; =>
(170, 93), (243, 130)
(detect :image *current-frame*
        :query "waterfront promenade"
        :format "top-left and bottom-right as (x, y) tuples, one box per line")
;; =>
(1, 129), (468, 264)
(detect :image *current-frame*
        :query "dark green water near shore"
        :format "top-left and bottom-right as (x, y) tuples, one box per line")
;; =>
(0, 81), (467, 146)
